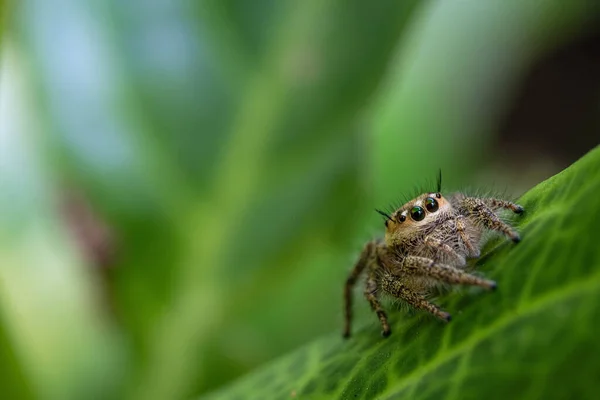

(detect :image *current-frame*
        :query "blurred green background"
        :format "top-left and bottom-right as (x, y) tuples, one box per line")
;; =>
(0, 1), (599, 399)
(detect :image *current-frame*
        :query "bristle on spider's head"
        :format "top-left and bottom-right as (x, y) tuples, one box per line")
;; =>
(375, 209), (392, 221)
(437, 169), (442, 193)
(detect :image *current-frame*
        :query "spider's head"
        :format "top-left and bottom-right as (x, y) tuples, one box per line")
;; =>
(377, 192), (452, 246)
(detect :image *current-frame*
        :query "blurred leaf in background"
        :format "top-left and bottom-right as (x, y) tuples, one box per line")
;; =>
(0, 0), (599, 399)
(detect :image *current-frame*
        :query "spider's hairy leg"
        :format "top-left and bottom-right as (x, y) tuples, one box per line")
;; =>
(455, 215), (481, 258)
(424, 236), (466, 266)
(402, 255), (497, 290)
(381, 272), (451, 322)
(462, 197), (521, 243)
(482, 198), (524, 214)
(343, 240), (377, 338)
(364, 274), (391, 337)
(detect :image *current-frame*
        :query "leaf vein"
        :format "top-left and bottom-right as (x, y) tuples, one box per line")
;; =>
(378, 270), (600, 399)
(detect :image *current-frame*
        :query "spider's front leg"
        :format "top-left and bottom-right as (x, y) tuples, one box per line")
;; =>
(343, 240), (377, 338)
(380, 270), (451, 322)
(383, 255), (496, 322)
(402, 255), (496, 289)
(461, 197), (523, 243)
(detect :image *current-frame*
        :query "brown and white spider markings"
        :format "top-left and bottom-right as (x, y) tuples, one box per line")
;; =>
(343, 172), (523, 338)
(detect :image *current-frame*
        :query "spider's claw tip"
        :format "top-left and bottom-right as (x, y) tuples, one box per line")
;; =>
(382, 329), (391, 338)
(514, 205), (524, 214)
(488, 281), (498, 291)
(511, 235), (521, 244)
(441, 313), (452, 322)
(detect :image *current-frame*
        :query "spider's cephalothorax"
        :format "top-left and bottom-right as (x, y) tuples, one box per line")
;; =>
(343, 179), (523, 338)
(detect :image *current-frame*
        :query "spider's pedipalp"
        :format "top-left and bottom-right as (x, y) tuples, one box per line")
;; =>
(424, 236), (466, 266)
(455, 215), (481, 258)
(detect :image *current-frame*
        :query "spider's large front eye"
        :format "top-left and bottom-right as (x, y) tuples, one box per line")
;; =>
(425, 197), (439, 212)
(410, 206), (425, 221)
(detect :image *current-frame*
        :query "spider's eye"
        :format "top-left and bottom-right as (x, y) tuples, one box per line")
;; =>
(410, 206), (425, 221)
(435, 193), (441, 199)
(399, 215), (406, 223)
(425, 197), (439, 212)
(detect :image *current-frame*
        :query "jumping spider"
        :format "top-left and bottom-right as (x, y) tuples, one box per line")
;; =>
(343, 174), (523, 338)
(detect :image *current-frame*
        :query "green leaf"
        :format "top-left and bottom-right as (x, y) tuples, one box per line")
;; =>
(205, 146), (600, 400)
